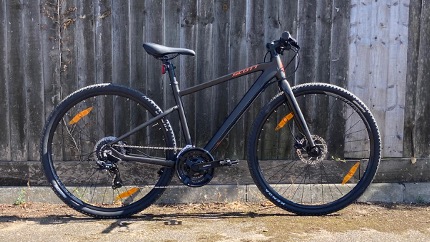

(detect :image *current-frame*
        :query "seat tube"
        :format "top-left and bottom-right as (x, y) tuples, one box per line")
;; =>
(275, 55), (316, 148)
(165, 62), (193, 145)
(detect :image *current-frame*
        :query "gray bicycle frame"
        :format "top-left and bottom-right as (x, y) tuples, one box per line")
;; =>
(112, 44), (315, 166)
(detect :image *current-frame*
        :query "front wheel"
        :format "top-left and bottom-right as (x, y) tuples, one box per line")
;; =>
(40, 83), (176, 218)
(248, 83), (381, 215)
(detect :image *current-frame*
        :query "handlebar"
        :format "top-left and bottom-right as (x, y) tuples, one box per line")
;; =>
(267, 31), (300, 55)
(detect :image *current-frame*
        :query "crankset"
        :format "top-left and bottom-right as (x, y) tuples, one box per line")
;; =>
(176, 147), (215, 187)
(175, 147), (239, 187)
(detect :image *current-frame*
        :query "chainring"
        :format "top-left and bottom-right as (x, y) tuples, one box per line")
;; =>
(176, 147), (215, 187)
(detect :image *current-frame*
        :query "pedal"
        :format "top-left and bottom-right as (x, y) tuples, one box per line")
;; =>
(219, 159), (239, 166)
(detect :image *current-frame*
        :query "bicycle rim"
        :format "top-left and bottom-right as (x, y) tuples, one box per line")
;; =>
(248, 83), (380, 215)
(41, 84), (175, 218)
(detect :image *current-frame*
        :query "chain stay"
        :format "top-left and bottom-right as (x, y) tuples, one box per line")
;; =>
(112, 144), (183, 151)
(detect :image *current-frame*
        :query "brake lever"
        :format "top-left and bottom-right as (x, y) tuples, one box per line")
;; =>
(281, 31), (300, 51)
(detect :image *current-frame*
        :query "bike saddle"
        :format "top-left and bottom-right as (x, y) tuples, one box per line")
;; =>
(143, 43), (195, 58)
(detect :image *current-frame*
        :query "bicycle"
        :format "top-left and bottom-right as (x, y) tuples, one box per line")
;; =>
(40, 32), (381, 218)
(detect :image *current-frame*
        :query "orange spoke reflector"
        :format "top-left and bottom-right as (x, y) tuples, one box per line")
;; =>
(69, 107), (93, 125)
(115, 187), (140, 202)
(275, 112), (294, 131)
(342, 162), (360, 185)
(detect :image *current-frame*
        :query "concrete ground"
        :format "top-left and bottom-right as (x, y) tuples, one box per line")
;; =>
(1, 183), (430, 241)
(1, 202), (430, 242)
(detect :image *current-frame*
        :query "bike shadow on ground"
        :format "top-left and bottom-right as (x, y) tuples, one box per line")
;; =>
(0, 209), (340, 226)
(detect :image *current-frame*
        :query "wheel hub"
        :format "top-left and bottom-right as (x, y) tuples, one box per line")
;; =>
(94, 136), (126, 162)
(295, 135), (328, 165)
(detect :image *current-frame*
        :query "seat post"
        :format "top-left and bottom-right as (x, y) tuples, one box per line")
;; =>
(164, 60), (193, 145)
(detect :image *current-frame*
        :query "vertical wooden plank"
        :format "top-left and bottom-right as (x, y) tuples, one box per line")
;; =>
(23, 0), (44, 160)
(129, 0), (145, 91)
(246, 0), (265, 66)
(330, 0), (350, 88)
(110, 1), (130, 137)
(179, 0), (198, 144)
(194, 0), (214, 147)
(143, 0), (164, 105)
(349, 0), (383, 155)
(296, 0), (317, 85)
(243, 0), (265, 155)
(348, 0), (378, 155)
(163, 0), (182, 143)
(0, 0), (11, 160)
(403, 0), (421, 157)
(372, 0), (390, 157)
(349, 0), (370, 103)
(75, 0), (95, 88)
(111, 1), (129, 86)
(315, 0), (332, 84)
(41, 0), (61, 121)
(210, 0), (230, 157)
(93, 0), (112, 139)
(226, 0), (247, 157)
(329, 0), (351, 157)
(163, 0), (181, 51)
(262, 0), (282, 42)
(296, 0), (318, 142)
(348, 1), (365, 158)
(94, 0), (112, 84)
(6, 0), (27, 161)
(349, 0), (409, 157)
(278, 0), (299, 86)
(384, 0), (409, 157)
(314, 0), (333, 134)
(413, 0), (430, 157)
(40, 0), (63, 163)
(59, 0), (78, 97)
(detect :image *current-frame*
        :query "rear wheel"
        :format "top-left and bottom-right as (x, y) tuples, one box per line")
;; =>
(248, 83), (381, 215)
(40, 83), (176, 218)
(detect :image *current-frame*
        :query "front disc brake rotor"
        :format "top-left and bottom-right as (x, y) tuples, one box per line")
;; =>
(296, 135), (328, 165)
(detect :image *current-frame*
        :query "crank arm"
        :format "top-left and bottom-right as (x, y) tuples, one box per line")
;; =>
(191, 159), (238, 171)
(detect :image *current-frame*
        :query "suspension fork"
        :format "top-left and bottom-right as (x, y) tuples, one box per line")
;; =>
(274, 55), (316, 149)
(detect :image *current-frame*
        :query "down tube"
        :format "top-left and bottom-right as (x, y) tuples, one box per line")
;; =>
(204, 68), (278, 152)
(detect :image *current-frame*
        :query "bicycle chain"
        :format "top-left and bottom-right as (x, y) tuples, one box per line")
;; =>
(112, 144), (183, 152)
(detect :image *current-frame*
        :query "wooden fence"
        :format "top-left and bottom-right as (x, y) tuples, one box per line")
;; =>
(0, 0), (429, 162)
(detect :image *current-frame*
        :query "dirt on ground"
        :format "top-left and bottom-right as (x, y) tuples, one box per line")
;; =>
(1, 202), (430, 241)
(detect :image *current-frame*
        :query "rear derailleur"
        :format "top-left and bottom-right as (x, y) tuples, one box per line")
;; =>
(94, 136), (126, 189)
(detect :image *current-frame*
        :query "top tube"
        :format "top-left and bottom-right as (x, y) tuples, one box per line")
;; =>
(179, 61), (275, 97)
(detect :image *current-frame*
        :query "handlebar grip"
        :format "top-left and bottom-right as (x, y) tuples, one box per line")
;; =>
(281, 31), (292, 42)
(281, 31), (300, 50)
